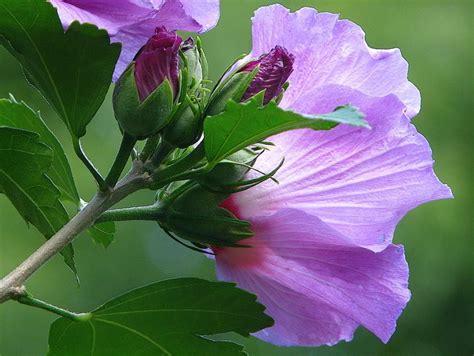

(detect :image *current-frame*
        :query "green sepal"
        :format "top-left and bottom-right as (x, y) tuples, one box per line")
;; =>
(163, 103), (201, 148)
(206, 67), (259, 116)
(158, 184), (254, 247)
(197, 37), (209, 82)
(136, 80), (174, 137)
(182, 42), (204, 92)
(112, 64), (140, 132)
(113, 64), (175, 140)
(197, 148), (259, 188)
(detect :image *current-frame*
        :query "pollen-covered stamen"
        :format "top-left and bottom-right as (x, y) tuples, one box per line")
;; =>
(240, 45), (295, 104)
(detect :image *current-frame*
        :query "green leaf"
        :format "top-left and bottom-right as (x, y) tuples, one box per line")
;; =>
(204, 97), (368, 164)
(0, 127), (76, 273)
(0, 0), (121, 138)
(88, 222), (115, 248)
(0, 98), (79, 202)
(48, 278), (274, 355)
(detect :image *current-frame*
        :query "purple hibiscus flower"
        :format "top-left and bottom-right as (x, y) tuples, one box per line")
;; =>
(49, 0), (220, 80)
(212, 5), (453, 346)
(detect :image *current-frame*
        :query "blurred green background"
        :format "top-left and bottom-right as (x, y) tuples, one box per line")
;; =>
(0, 0), (472, 355)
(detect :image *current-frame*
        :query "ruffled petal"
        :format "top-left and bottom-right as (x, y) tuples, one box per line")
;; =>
(49, 0), (114, 31)
(229, 86), (452, 251)
(249, 4), (420, 118)
(49, 0), (151, 34)
(50, 0), (220, 80)
(113, 0), (219, 80)
(178, 0), (221, 32)
(215, 209), (410, 346)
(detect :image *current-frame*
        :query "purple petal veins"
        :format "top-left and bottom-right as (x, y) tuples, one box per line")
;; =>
(249, 4), (421, 119)
(215, 209), (410, 346)
(134, 27), (182, 101)
(213, 4), (453, 347)
(49, 0), (220, 80)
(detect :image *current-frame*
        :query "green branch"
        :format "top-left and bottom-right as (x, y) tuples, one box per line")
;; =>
(97, 205), (164, 224)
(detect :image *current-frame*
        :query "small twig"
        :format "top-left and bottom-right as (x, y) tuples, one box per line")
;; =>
(96, 205), (164, 223)
(15, 291), (91, 322)
(73, 137), (108, 191)
(105, 133), (137, 188)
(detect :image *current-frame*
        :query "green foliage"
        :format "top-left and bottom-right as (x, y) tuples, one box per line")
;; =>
(0, 0), (120, 138)
(204, 97), (368, 164)
(0, 0), (470, 354)
(88, 222), (116, 248)
(0, 98), (78, 202)
(0, 127), (75, 273)
(48, 278), (274, 355)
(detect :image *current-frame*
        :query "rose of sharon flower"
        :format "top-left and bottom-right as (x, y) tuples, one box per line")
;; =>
(212, 5), (453, 346)
(49, 0), (220, 80)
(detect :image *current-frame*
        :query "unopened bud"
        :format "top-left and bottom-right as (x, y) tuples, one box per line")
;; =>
(113, 27), (181, 139)
(206, 45), (294, 116)
(135, 27), (182, 100)
(240, 46), (295, 104)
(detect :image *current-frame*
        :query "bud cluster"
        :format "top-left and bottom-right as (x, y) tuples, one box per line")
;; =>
(112, 26), (295, 247)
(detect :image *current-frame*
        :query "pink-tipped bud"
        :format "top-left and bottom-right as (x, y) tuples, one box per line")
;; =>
(240, 46), (295, 104)
(134, 27), (182, 101)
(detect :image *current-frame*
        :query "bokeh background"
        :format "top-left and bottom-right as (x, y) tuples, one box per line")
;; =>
(1, 0), (472, 355)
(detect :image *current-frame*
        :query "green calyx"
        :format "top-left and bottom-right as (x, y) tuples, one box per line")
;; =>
(161, 38), (210, 148)
(205, 65), (259, 116)
(154, 144), (283, 247)
(198, 148), (259, 189)
(181, 38), (205, 93)
(163, 103), (201, 148)
(113, 64), (174, 140)
(158, 183), (254, 247)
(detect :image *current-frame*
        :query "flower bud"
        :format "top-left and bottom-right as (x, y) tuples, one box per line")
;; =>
(181, 37), (206, 92)
(162, 104), (201, 148)
(135, 27), (182, 100)
(155, 145), (281, 246)
(162, 38), (208, 148)
(240, 46), (295, 105)
(206, 45), (294, 116)
(113, 27), (182, 139)
(197, 149), (259, 189)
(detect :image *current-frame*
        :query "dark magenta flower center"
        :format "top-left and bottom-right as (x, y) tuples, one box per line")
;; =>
(134, 27), (182, 101)
(240, 46), (295, 104)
